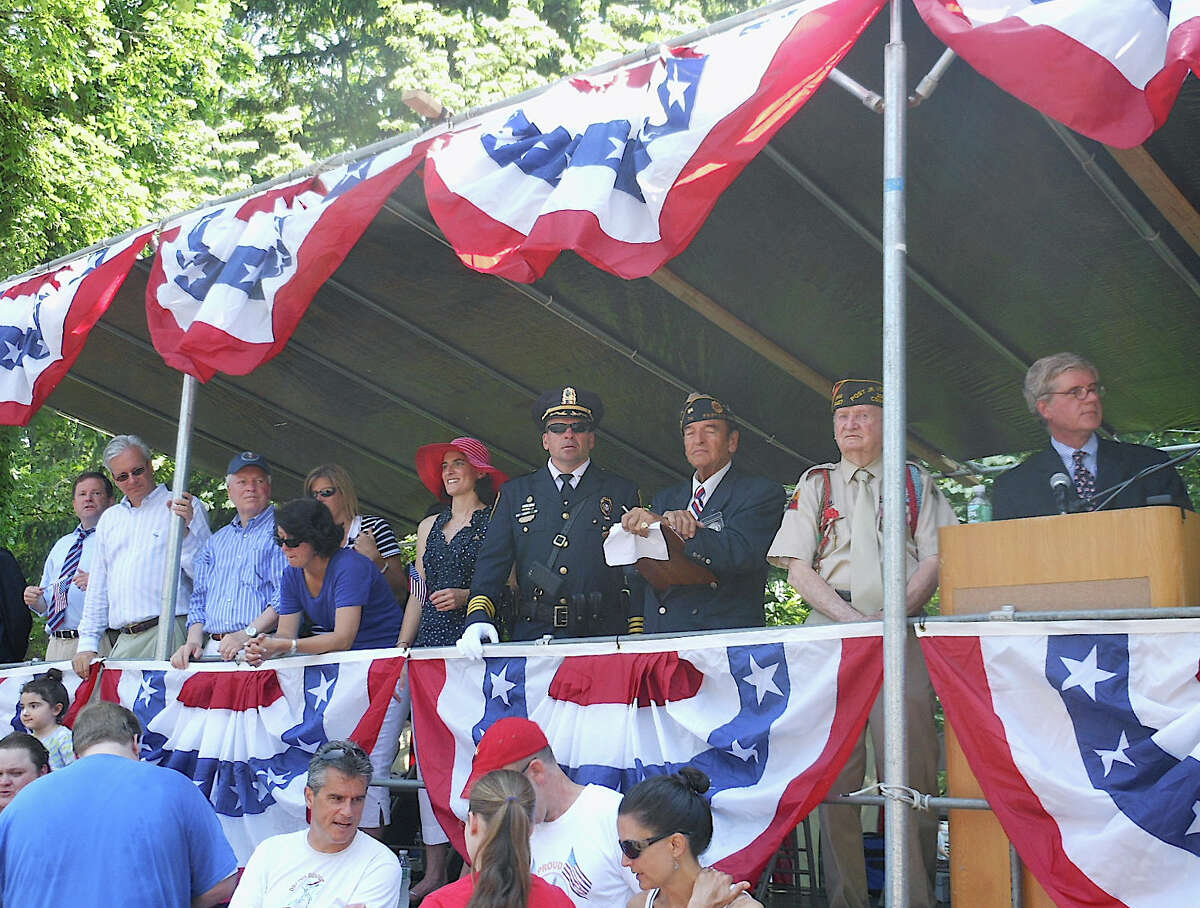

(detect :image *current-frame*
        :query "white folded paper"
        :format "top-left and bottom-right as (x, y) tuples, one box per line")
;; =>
(603, 522), (669, 566)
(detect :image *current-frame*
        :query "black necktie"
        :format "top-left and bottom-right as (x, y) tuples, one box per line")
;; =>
(558, 473), (574, 508)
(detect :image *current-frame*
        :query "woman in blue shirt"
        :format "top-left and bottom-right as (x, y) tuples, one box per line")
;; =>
(246, 497), (405, 835)
(247, 498), (402, 660)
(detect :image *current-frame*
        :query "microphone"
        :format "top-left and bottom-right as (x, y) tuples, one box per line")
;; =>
(1050, 473), (1071, 515)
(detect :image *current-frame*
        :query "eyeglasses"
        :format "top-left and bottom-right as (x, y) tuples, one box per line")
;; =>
(545, 421), (594, 435)
(274, 535), (304, 548)
(1044, 383), (1105, 401)
(618, 831), (674, 860)
(111, 465), (148, 483)
(311, 487), (338, 499)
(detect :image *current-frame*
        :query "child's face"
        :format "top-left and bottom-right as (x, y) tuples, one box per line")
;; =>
(19, 694), (59, 733)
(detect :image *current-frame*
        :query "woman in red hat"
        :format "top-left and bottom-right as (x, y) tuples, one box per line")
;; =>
(412, 437), (508, 649)
(410, 437), (508, 900)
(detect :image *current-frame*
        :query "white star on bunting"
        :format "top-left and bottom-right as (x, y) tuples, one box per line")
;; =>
(1059, 646), (1116, 700)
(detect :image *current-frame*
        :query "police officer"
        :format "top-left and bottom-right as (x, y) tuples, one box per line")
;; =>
(621, 393), (784, 632)
(767, 379), (957, 908)
(457, 387), (640, 656)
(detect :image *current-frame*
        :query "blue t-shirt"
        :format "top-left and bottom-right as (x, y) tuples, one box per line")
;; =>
(0, 754), (236, 908)
(278, 547), (403, 649)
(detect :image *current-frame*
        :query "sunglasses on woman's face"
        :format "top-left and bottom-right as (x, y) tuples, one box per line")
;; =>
(274, 535), (304, 548)
(618, 831), (673, 860)
(310, 487), (337, 499)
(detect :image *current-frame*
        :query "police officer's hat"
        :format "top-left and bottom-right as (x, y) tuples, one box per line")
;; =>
(533, 386), (604, 425)
(831, 379), (883, 411)
(679, 392), (735, 432)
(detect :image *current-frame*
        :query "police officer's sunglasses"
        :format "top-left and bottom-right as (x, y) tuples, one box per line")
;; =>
(545, 421), (593, 434)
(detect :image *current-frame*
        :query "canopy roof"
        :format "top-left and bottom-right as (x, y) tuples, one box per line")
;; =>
(42, 5), (1200, 531)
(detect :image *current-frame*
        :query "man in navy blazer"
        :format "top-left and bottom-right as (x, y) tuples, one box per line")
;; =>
(621, 393), (784, 633)
(993, 352), (1193, 519)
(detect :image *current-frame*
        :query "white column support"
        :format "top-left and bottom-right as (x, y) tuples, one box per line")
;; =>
(154, 373), (198, 660)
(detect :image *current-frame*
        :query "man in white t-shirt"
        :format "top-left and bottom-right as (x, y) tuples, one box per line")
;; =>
(463, 717), (638, 908)
(231, 740), (402, 908)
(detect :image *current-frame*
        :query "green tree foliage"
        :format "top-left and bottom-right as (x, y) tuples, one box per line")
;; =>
(0, 0), (257, 277)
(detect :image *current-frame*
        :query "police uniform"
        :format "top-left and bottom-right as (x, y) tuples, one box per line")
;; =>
(466, 388), (640, 640)
(767, 379), (957, 908)
(640, 394), (785, 633)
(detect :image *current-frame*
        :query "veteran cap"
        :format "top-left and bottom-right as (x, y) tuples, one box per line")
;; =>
(680, 392), (735, 432)
(533, 386), (604, 425)
(831, 379), (883, 411)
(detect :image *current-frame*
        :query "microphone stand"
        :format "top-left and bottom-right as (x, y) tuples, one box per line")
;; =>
(1088, 447), (1199, 512)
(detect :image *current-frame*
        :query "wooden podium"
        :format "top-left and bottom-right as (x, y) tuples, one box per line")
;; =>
(937, 507), (1200, 908)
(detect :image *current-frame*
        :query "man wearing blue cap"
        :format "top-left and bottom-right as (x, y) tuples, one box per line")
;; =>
(458, 387), (640, 653)
(170, 452), (287, 667)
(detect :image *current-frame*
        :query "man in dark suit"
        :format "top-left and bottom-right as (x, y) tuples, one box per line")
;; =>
(458, 386), (639, 655)
(621, 393), (784, 632)
(993, 353), (1193, 519)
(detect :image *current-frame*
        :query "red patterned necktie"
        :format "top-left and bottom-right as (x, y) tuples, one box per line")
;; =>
(690, 486), (706, 518)
(1072, 449), (1096, 511)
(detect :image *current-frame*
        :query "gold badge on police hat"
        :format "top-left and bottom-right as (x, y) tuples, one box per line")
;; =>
(562, 387), (577, 405)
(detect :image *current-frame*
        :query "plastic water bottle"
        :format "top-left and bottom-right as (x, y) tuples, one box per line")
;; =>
(967, 485), (992, 523)
(397, 850), (411, 904)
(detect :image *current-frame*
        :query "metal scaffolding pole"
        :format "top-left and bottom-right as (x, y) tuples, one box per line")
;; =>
(881, 1), (910, 906)
(154, 373), (198, 660)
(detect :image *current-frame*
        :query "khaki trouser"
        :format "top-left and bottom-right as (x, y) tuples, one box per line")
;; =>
(819, 631), (940, 908)
(108, 616), (188, 660)
(45, 632), (112, 664)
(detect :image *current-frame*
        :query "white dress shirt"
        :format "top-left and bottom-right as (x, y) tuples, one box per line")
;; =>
(1051, 433), (1099, 477)
(77, 484), (211, 652)
(32, 527), (99, 630)
(690, 459), (733, 503)
(548, 458), (591, 490)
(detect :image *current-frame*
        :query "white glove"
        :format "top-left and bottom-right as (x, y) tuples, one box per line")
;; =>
(456, 622), (498, 659)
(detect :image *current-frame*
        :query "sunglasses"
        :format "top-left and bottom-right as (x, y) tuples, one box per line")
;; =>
(111, 465), (148, 483)
(545, 421), (593, 435)
(310, 487), (338, 499)
(618, 831), (674, 860)
(274, 535), (304, 548)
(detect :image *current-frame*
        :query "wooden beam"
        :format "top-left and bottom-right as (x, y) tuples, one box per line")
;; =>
(648, 266), (968, 474)
(1107, 144), (1200, 258)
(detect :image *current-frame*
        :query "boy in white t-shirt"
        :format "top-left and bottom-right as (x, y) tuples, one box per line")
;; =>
(231, 740), (403, 908)
(463, 717), (639, 908)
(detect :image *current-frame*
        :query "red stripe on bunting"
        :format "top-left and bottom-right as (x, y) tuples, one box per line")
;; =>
(919, 635), (1126, 908)
(914, 1), (1200, 148)
(712, 634), (882, 881)
(548, 652), (705, 706)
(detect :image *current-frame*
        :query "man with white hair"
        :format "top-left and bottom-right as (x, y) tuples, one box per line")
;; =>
(72, 434), (211, 677)
(171, 452), (286, 668)
(993, 352), (1193, 518)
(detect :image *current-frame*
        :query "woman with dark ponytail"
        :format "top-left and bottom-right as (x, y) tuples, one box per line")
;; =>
(617, 767), (761, 908)
(422, 770), (573, 908)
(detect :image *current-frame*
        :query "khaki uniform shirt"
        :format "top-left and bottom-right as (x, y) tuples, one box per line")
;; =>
(767, 457), (958, 625)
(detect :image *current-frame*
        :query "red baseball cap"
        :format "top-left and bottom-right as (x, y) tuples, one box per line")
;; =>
(461, 717), (549, 799)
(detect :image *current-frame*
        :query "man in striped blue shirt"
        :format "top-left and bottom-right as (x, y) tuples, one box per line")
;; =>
(171, 452), (287, 668)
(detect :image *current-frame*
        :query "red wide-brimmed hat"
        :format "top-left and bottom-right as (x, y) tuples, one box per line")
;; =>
(415, 437), (509, 501)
